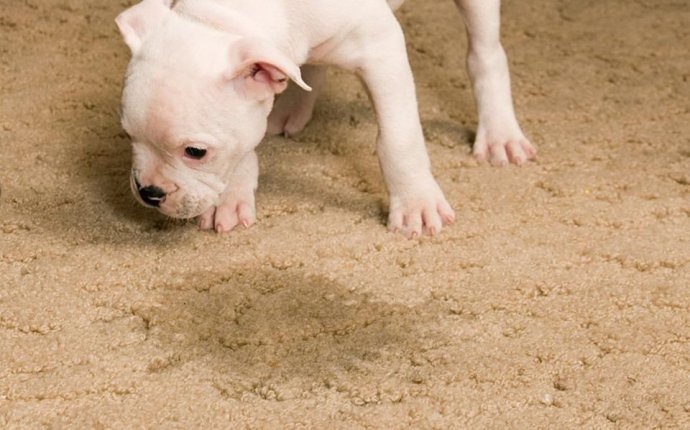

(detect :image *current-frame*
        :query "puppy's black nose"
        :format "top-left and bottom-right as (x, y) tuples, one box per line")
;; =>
(137, 184), (166, 208)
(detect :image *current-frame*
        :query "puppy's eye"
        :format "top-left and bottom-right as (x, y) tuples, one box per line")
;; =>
(184, 147), (207, 160)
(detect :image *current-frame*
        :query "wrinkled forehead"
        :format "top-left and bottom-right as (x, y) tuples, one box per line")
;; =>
(120, 17), (233, 144)
(139, 13), (231, 76)
(121, 63), (241, 152)
(121, 64), (188, 146)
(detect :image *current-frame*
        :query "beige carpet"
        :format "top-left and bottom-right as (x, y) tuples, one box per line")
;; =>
(1, 0), (689, 428)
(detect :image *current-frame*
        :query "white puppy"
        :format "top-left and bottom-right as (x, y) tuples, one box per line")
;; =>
(116, 0), (534, 237)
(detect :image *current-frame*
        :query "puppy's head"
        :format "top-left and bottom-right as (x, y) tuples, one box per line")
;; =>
(115, 0), (310, 218)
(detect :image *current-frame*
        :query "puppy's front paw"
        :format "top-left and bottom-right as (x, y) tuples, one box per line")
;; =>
(388, 183), (455, 238)
(198, 193), (256, 234)
(473, 131), (536, 167)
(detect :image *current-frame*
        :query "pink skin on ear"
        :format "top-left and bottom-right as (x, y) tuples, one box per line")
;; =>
(250, 63), (289, 94)
(225, 38), (311, 100)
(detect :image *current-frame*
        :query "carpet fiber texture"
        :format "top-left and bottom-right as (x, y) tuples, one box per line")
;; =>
(1, 0), (689, 428)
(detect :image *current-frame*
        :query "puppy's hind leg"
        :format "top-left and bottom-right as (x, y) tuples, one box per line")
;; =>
(267, 65), (326, 137)
(454, 0), (535, 166)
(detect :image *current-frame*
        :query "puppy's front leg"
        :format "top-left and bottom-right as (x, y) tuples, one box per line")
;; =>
(455, 0), (536, 166)
(198, 150), (258, 233)
(356, 19), (454, 237)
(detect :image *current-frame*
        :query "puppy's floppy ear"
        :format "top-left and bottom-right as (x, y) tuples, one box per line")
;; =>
(115, 0), (172, 54)
(225, 37), (312, 100)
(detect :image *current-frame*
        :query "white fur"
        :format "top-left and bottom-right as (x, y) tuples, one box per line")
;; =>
(116, 0), (534, 237)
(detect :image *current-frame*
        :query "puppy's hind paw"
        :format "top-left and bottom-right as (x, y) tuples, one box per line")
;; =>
(267, 94), (315, 138)
(473, 133), (536, 167)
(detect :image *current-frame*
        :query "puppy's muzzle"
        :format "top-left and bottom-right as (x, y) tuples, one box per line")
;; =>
(133, 176), (166, 208)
